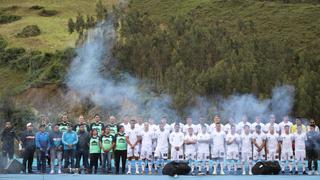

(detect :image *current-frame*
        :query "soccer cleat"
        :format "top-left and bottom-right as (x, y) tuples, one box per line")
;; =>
(249, 171), (252, 175)
(308, 171), (313, 175)
(212, 170), (217, 175)
(314, 171), (319, 175)
(302, 171), (307, 175)
(127, 171), (131, 175)
(148, 171), (152, 175)
(289, 171), (293, 175)
(220, 170), (225, 175)
(242, 171), (246, 175)
(206, 171), (210, 175)
(282, 171), (285, 175)
(191, 172), (195, 176)
(58, 169), (62, 174)
(50, 170), (54, 174)
(294, 171), (298, 175)
(135, 170), (140, 175)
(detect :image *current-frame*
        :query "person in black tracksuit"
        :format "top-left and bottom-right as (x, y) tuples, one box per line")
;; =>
(20, 123), (36, 173)
(306, 125), (320, 175)
(1, 121), (19, 166)
(76, 124), (90, 173)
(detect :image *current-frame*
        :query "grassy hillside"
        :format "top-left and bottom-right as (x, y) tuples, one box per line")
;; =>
(0, 0), (116, 52)
(129, 0), (320, 50)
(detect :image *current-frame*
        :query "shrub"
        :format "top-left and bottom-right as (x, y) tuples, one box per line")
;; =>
(0, 14), (21, 24)
(38, 9), (58, 17)
(29, 5), (44, 10)
(16, 25), (41, 38)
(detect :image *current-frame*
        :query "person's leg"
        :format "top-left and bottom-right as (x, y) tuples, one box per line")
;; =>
(50, 149), (56, 172)
(101, 153), (107, 172)
(114, 150), (120, 174)
(36, 149), (41, 171)
(28, 150), (35, 173)
(75, 150), (81, 169)
(57, 151), (62, 172)
(107, 152), (112, 172)
(83, 150), (89, 171)
(70, 149), (76, 168)
(64, 150), (70, 169)
(121, 150), (127, 174)
(40, 151), (46, 173)
(22, 150), (28, 173)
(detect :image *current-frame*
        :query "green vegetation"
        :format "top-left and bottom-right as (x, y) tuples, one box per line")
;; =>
(114, 0), (320, 119)
(0, 14), (21, 24)
(16, 25), (41, 38)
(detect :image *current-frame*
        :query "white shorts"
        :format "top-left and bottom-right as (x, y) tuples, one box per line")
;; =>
(197, 152), (210, 161)
(127, 145), (140, 157)
(267, 150), (279, 161)
(226, 150), (239, 160)
(154, 147), (168, 159)
(253, 150), (266, 161)
(184, 151), (196, 160)
(140, 149), (153, 160)
(281, 151), (293, 161)
(211, 147), (225, 159)
(171, 147), (183, 160)
(295, 150), (306, 161)
(241, 152), (252, 162)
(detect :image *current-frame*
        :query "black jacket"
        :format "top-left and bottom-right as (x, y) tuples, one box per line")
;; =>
(20, 130), (36, 150)
(1, 128), (19, 150)
(77, 130), (90, 151)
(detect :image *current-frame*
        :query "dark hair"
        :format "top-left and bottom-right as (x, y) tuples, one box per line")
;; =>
(94, 114), (100, 118)
(39, 124), (46, 129)
(310, 124), (316, 128)
(118, 125), (124, 132)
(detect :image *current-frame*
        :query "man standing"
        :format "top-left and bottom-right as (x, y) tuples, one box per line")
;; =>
(306, 125), (319, 175)
(196, 125), (211, 175)
(184, 127), (197, 175)
(279, 125), (294, 174)
(20, 123), (36, 174)
(241, 125), (253, 175)
(114, 125), (127, 174)
(49, 124), (63, 174)
(126, 119), (140, 175)
(279, 115), (293, 135)
(62, 124), (78, 172)
(35, 124), (50, 173)
(74, 115), (89, 133)
(169, 123), (184, 161)
(154, 123), (170, 173)
(1, 121), (19, 166)
(211, 123), (226, 175)
(90, 114), (104, 136)
(100, 126), (115, 174)
(58, 114), (70, 133)
(75, 124), (90, 174)
(226, 125), (240, 175)
(252, 125), (266, 161)
(294, 125), (307, 175)
(140, 123), (154, 175)
(265, 125), (280, 161)
(107, 116), (118, 136)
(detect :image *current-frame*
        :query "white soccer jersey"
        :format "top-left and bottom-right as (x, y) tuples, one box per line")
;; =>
(279, 121), (293, 134)
(241, 133), (252, 153)
(169, 131), (184, 148)
(280, 133), (294, 152)
(252, 132), (266, 152)
(197, 132), (211, 153)
(155, 130), (169, 151)
(196, 124), (209, 134)
(140, 130), (154, 151)
(265, 123), (280, 133)
(226, 133), (240, 152)
(135, 123), (144, 132)
(266, 132), (280, 152)
(294, 133), (307, 151)
(251, 122), (266, 132)
(163, 123), (173, 133)
(184, 134), (197, 155)
(121, 123), (130, 133)
(126, 127), (140, 146)
(237, 122), (252, 134)
(223, 123), (234, 134)
(183, 124), (198, 134)
(209, 123), (225, 134)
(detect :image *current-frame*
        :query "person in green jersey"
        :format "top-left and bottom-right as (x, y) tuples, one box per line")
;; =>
(89, 129), (101, 174)
(58, 114), (70, 133)
(90, 114), (104, 136)
(73, 115), (90, 133)
(114, 125), (127, 174)
(107, 115), (118, 136)
(100, 126), (115, 174)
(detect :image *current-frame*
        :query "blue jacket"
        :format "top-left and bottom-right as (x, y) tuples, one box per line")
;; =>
(35, 131), (50, 150)
(62, 130), (78, 150)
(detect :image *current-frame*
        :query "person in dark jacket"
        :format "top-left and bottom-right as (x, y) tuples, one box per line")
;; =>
(35, 124), (50, 173)
(75, 124), (90, 173)
(74, 115), (90, 133)
(1, 121), (19, 166)
(49, 124), (63, 174)
(62, 124), (78, 171)
(20, 123), (36, 173)
(306, 125), (319, 175)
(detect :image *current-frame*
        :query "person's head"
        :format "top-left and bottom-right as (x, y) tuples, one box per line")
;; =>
(109, 115), (116, 124)
(255, 125), (261, 134)
(231, 124), (236, 134)
(186, 117), (193, 125)
(309, 125), (315, 132)
(67, 124), (73, 132)
(144, 122), (149, 131)
(79, 124), (85, 132)
(255, 116), (261, 123)
(123, 115), (129, 124)
(53, 124), (59, 132)
(39, 124), (45, 132)
(137, 117), (143, 125)
(244, 124), (250, 134)
(283, 115), (289, 123)
(228, 117), (235, 124)
(297, 124), (302, 134)
(94, 114), (100, 122)
(174, 123), (180, 132)
(148, 118), (155, 125)
(269, 125), (275, 134)
(160, 116), (167, 124)
(242, 115), (248, 123)
(198, 117), (206, 125)
(27, 123), (33, 131)
(78, 115), (85, 123)
(62, 114), (68, 122)
(309, 119), (316, 126)
(284, 125), (290, 134)
(215, 123), (221, 132)
(295, 118), (302, 125)
(92, 129), (98, 136)
(159, 123), (165, 131)
(130, 119), (136, 129)
(269, 114), (276, 123)
(201, 125), (207, 134)
(5, 121), (12, 129)
(104, 126), (110, 134)
(213, 115), (221, 124)
(188, 127), (193, 135)
(118, 125), (124, 133)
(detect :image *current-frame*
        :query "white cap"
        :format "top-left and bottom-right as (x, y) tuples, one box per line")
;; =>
(26, 123), (32, 127)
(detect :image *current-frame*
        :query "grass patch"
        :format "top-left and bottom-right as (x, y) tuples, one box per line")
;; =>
(38, 9), (58, 17)
(0, 14), (21, 24)
(16, 25), (41, 38)
(29, 5), (44, 10)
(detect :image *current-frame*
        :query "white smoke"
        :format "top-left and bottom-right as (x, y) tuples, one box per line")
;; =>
(66, 15), (296, 124)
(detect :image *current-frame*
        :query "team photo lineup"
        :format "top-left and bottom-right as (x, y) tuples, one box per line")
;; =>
(1, 113), (319, 176)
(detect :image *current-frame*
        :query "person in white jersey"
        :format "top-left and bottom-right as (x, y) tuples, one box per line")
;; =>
(126, 119), (141, 175)
(225, 124), (240, 174)
(184, 127), (197, 175)
(211, 123), (226, 175)
(265, 114), (280, 134)
(183, 117), (198, 135)
(265, 125), (280, 161)
(251, 116), (266, 133)
(240, 125), (253, 175)
(139, 122), (154, 175)
(223, 117), (236, 134)
(154, 123), (170, 173)
(293, 125), (307, 175)
(196, 125), (211, 175)
(279, 125), (294, 174)
(169, 123), (184, 161)
(237, 115), (252, 134)
(209, 115), (224, 134)
(279, 115), (293, 135)
(252, 125), (266, 161)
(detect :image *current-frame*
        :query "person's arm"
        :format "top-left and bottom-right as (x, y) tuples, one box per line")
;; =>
(62, 132), (68, 145)
(20, 132), (26, 149)
(126, 135), (133, 147)
(46, 133), (50, 150)
(35, 133), (40, 149)
(109, 136), (116, 151)
(72, 132), (78, 145)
